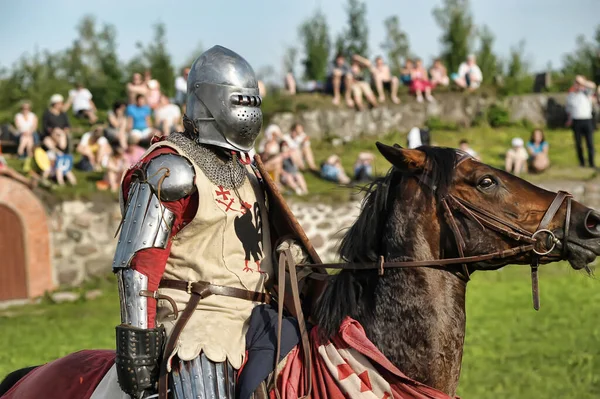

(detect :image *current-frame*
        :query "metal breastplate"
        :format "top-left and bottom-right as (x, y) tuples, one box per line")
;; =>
(167, 132), (247, 190)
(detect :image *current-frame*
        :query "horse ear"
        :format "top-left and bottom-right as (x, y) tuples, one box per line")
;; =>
(376, 142), (426, 171)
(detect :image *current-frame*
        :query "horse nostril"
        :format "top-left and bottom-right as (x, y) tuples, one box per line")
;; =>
(584, 210), (600, 236)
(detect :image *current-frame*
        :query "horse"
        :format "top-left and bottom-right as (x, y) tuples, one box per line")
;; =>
(2, 143), (599, 398)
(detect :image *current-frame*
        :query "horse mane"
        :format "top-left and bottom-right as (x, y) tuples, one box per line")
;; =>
(315, 146), (459, 337)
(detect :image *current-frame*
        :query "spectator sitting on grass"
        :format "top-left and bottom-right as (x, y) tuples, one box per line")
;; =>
(505, 137), (529, 176)
(127, 94), (153, 145)
(146, 79), (162, 110)
(354, 151), (375, 182)
(258, 124), (284, 186)
(76, 125), (111, 172)
(126, 73), (148, 104)
(349, 57), (378, 110)
(105, 147), (127, 193)
(458, 139), (480, 160)
(42, 94), (71, 153)
(353, 54), (400, 104)
(285, 71), (297, 95)
(280, 141), (308, 195)
(106, 101), (128, 150)
(321, 154), (351, 185)
(400, 59), (414, 86)
(154, 94), (182, 138)
(325, 53), (354, 107)
(258, 80), (267, 97)
(123, 136), (146, 168)
(64, 82), (97, 124)
(410, 58), (435, 103)
(452, 54), (483, 91)
(44, 149), (76, 187)
(430, 59), (450, 87)
(14, 100), (38, 158)
(283, 122), (318, 171)
(527, 128), (550, 173)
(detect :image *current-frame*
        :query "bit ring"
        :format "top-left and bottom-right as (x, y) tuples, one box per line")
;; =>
(532, 229), (558, 256)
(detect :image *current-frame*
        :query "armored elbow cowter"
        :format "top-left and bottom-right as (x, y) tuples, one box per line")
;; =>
(112, 153), (196, 398)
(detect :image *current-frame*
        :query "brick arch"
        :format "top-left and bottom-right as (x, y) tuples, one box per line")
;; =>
(0, 176), (53, 299)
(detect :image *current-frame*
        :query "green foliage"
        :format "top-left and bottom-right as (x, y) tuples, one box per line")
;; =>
(298, 10), (331, 82)
(487, 103), (511, 127)
(425, 116), (459, 131)
(181, 42), (204, 70)
(75, 16), (125, 109)
(334, 34), (346, 58)
(499, 40), (534, 96)
(562, 25), (600, 80)
(476, 25), (498, 85)
(283, 46), (298, 75)
(339, 0), (369, 58)
(134, 23), (176, 98)
(380, 16), (410, 75)
(433, 0), (475, 73)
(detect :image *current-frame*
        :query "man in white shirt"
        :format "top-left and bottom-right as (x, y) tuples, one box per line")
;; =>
(566, 75), (597, 168)
(154, 94), (182, 137)
(65, 83), (97, 124)
(452, 54), (483, 91)
(174, 67), (190, 108)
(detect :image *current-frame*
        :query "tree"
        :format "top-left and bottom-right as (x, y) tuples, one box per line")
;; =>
(380, 16), (410, 75)
(476, 25), (498, 85)
(507, 40), (529, 79)
(182, 42), (204, 70)
(334, 35), (346, 58)
(283, 46), (298, 75)
(339, 0), (369, 57)
(501, 40), (533, 95)
(433, 0), (475, 74)
(298, 10), (331, 82)
(562, 24), (600, 80)
(135, 23), (175, 97)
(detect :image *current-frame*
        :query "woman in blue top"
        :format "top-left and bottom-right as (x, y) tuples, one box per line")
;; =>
(527, 128), (550, 172)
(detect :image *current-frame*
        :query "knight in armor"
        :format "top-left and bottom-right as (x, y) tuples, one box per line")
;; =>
(112, 45), (306, 399)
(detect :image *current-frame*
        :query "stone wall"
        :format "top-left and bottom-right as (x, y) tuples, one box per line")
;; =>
(45, 176), (600, 286)
(270, 93), (574, 140)
(49, 200), (121, 286)
(47, 198), (362, 286)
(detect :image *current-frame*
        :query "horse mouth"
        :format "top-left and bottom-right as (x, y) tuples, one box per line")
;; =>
(565, 239), (600, 270)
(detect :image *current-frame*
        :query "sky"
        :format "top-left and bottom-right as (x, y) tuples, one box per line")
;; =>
(1, 0), (599, 82)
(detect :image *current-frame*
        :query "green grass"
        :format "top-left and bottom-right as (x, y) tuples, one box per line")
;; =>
(295, 126), (597, 203)
(1, 266), (598, 398)
(458, 265), (600, 398)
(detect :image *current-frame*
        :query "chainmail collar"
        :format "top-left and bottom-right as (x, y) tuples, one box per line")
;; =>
(167, 132), (247, 190)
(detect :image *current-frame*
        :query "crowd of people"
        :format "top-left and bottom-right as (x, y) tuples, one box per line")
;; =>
(286, 53), (483, 108)
(256, 122), (376, 194)
(7, 68), (189, 191)
(3, 62), (598, 194)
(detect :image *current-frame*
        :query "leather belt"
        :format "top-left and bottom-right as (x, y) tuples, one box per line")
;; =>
(159, 279), (271, 304)
(157, 279), (270, 399)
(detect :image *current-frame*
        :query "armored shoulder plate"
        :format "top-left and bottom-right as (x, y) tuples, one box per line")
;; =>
(145, 153), (196, 201)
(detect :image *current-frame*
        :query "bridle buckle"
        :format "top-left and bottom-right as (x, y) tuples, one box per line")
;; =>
(186, 281), (193, 294)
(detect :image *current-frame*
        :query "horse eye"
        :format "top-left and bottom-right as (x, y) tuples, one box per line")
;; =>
(478, 176), (496, 189)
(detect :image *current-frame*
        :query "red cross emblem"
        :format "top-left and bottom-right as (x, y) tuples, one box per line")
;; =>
(215, 186), (231, 200)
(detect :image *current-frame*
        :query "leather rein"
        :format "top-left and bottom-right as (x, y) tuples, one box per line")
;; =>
(303, 155), (573, 311)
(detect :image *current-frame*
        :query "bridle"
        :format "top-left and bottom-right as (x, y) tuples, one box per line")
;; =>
(304, 154), (573, 310)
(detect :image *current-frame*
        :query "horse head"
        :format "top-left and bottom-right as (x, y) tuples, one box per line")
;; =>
(376, 142), (600, 274)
